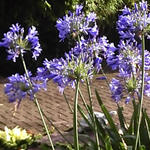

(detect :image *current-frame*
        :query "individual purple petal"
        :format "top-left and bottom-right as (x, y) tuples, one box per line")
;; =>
(125, 96), (131, 104)
(75, 5), (83, 16)
(96, 76), (106, 80)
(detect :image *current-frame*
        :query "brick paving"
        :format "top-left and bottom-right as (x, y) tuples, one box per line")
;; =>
(0, 72), (150, 135)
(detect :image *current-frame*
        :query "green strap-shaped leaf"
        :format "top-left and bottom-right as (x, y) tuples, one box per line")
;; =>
(77, 105), (94, 131)
(117, 104), (127, 132)
(95, 89), (122, 142)
(104, 136), (113, 150)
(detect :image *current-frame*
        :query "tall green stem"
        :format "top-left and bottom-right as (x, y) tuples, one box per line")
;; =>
(86, 78), (100, 150)
(135, 34), (145, 150)
(73, 80), (79, 150)
(20, 54), (55, 150)
(79, 88), (90, 114)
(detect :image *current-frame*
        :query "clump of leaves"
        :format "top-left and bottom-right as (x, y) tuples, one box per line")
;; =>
(78, 90), (150, 149)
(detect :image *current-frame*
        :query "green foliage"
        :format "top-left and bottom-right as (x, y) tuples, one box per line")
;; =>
(39, 142), (94, 150)
(77, 89), (150, 149)
(84, 0), (123, 25)
(63, 0), (123, 26)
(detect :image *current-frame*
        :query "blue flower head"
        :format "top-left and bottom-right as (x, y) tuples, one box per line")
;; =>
(0, 23), (42, 62)
(108, 39), (150, 103)
(109, 39), (150, 76)
(117, 40), (141, 77)
(37, 36), (110, 93)
(108, 32), (150, 103)
(109, 75), (138, 103)
(56, 5), (98, 41)
(117, 0), (150, 40)
(4, 71), (46, 106)
(37, 52), (93, 94)
(109, 70), (150, 104)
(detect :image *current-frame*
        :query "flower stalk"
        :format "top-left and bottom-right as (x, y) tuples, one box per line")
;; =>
(86, 78), (100, 150)
(20, 53), (55, 150)
(135, 34), (145, 150)
(73, 80), (80, 150)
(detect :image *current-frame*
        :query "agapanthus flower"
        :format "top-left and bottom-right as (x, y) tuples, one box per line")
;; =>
(37, 36), (110, 93)
(109, 71), (150, 104)
(107, 38), (150, 74)
(117, 40), (142, 77)
(110, 75), (138, 103)
(37, 50), (94, 94)
(56, 5), (98, 41)
(4, 71), (46, 106)
(72, 36), (110, 72)
(117, 0), (150, 40)
(108, 39), (150, 103)
(0, 23), (42, 62)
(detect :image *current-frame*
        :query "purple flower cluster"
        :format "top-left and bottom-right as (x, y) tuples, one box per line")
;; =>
(4, 72), (47, 104)
(37, 33), (112, 93)
(105, 42), (118, 70)
(117, 40), (141, 77)
(108, 1), (150, 103)
(36, 6), (112, 93)
(2, 1), (150, 105)
(117, 0), (150, 40)
(37, 49), (93, 93)
(0, 23), (42, 62)
(37, 57), (71, 94)
(56, 5), (98, 41)
(72, 37), (111, 72)
(110, 71), (150, 104)
(108, 40), (150, 103)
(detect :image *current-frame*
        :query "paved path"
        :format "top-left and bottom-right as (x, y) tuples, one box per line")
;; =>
(0, 72), (150, 135)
